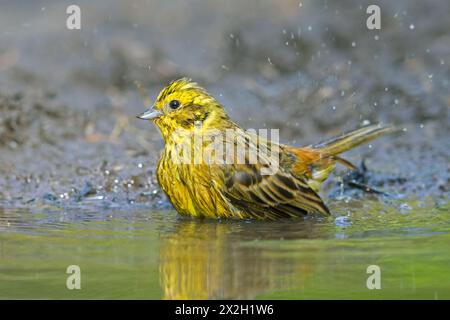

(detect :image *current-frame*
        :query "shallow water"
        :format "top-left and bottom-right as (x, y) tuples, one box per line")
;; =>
(1, 198), (449, 299)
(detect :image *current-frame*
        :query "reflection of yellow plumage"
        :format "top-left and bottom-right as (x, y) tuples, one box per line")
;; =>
(159, 220), (319, 299)
(159, 222), (224, 299)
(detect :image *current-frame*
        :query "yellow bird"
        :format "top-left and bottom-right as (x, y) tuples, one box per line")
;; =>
(138, 78), (394, 220)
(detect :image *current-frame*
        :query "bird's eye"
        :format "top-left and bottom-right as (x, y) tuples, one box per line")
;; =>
(169, 100), (180, 109)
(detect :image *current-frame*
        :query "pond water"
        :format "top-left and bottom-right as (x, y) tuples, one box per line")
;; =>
(1, 198), (449, 299)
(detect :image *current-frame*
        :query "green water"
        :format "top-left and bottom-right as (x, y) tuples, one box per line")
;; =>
(0, 198), (449, 299)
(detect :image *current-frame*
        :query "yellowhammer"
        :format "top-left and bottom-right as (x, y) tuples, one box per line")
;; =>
(138, 78), (394, 220)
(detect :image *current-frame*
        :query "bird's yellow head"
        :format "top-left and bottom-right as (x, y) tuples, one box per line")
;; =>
(137, 78), (231, 140)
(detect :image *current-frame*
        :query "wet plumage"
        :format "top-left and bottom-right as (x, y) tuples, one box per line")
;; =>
(138, 78), (394, 220)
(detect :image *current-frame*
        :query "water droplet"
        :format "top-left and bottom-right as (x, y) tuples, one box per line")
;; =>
(374, 35), (379, 40)
(335, 216), (352, 227)
(9, 141), (18, 149)
(400, 202), (413, 213)
(138, 163), (143, 168)
(307, 26), (312, 31)
(419, 124), (424, 129)
(351, 41), (356, 47)
(409, 24), (415, 30)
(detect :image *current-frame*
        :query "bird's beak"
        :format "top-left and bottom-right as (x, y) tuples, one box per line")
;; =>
(136, 107), (163, 120)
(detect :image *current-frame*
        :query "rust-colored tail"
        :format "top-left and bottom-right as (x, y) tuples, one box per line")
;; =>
(287, 124), (396, 192)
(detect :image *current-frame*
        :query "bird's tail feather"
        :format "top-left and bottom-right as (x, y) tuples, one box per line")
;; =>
(313, 124), (396, 156)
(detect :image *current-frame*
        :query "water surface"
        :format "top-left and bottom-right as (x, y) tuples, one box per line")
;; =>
(1, 198), (448, 299)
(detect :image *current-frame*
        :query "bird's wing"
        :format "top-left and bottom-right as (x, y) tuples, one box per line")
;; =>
(221, 163), (330, 220)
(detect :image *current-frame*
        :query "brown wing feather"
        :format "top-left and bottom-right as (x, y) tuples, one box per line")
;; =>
(222, 164), (330, 220)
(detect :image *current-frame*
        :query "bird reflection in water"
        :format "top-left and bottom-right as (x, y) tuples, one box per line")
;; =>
(159, 218), (325, 299)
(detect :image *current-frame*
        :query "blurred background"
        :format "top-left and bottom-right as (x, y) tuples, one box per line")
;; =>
(0, 0), (449, 205)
